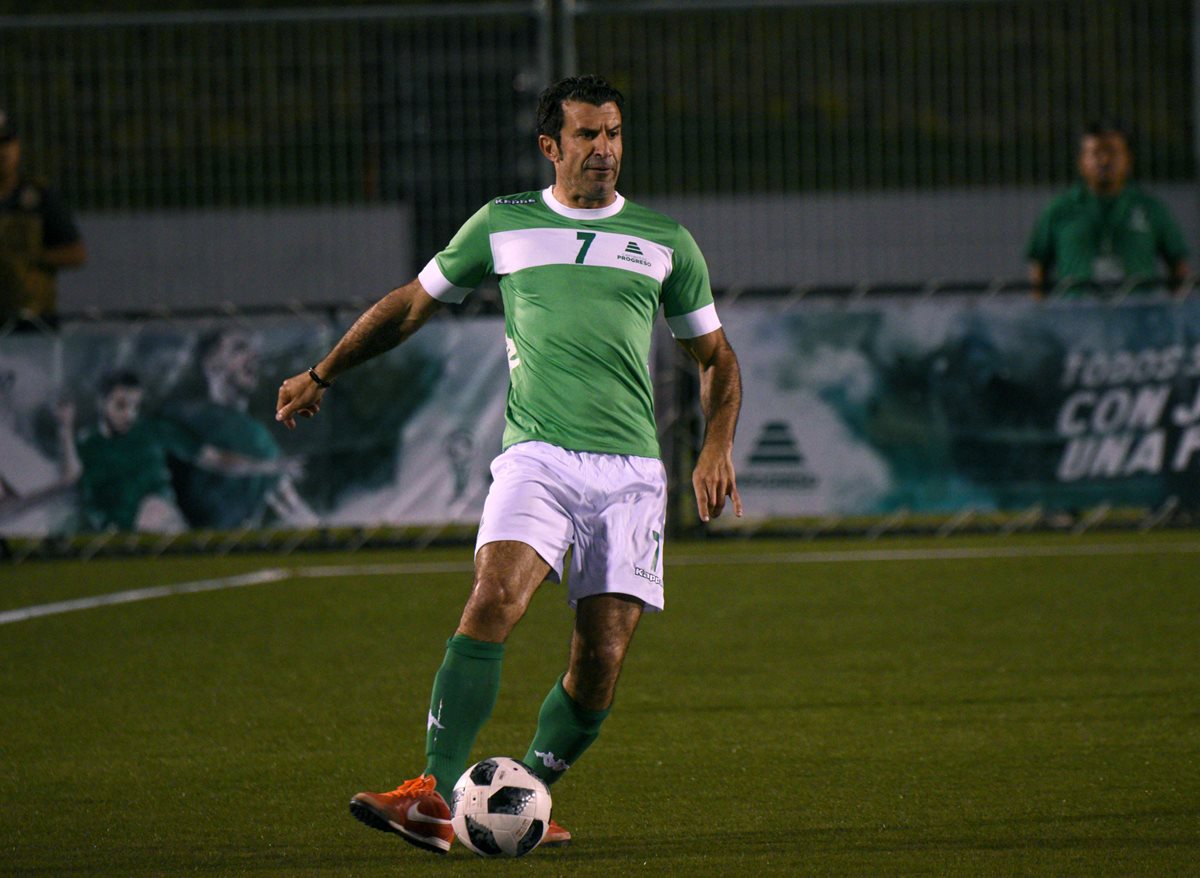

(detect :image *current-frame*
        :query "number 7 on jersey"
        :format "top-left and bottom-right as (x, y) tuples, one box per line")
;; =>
(575, 231), (596, 264)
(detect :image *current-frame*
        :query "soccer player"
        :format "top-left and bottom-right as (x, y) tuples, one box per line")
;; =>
(1026, 121), (1190, 297)
(275, 74), (743, 854)
(170, 329), (314, 529)
(74, 369), (302, 533)
(71, 370), (191, 533)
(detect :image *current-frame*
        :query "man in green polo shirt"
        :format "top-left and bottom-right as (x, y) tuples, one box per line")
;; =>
(1026, 122), (1190, 297)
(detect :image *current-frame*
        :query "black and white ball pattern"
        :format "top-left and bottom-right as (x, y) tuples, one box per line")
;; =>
(450, 757), (553, 857)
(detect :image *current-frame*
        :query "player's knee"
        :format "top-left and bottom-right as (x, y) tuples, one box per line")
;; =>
(464, 573), (528, 626)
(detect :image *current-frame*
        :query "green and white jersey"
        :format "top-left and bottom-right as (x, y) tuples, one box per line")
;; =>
(418, 187), (720, 459)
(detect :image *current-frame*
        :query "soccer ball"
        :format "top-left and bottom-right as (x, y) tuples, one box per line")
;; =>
(450, 757), (552, 857)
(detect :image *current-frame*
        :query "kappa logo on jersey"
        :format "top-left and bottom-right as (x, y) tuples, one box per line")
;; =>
(494, 197), (538, 205)
(740, 421), (818, 489)
(534, 750), (571, 772)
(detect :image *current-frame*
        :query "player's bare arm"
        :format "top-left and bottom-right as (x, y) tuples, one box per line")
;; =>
(678, 327), (743, 522)
(275, 279), (442, 429)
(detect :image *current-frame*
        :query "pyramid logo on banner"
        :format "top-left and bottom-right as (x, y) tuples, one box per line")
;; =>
(748, 421), (805, 465)
(741, 421), (817, 490)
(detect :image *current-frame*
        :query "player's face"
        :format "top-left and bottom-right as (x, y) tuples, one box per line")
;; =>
(217, 332), (260, 394)
(101, 386), (142, 435)
(543, 100), (622, 208)
(1078, 133), (1131, 195)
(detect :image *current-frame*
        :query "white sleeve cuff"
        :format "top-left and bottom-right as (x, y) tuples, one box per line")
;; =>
(417, 258), (474, 304)
(666, 303), (721, 339)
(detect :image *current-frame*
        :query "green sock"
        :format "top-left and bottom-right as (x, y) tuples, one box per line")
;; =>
(522, 676), (611, 787)
(423, 634), (505, 801)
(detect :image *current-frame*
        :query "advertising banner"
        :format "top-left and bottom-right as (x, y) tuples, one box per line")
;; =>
(0, 315), (509, 537)
(725, 297), (1200, 518)
(7, 297), (1200, 537)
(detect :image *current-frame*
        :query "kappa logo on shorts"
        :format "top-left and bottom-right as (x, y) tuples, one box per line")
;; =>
(633, 565), (662, 586)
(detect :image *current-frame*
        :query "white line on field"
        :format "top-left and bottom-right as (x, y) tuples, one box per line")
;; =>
(0, 568), (290, 626)
(2, 541), (1198, 627)
(669, 540), (1200, 566)
(280, 540), (1200, 577)
(295, 561), (475, 579)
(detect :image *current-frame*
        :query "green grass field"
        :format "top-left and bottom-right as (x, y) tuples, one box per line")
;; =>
(3, 533), (1199, 876)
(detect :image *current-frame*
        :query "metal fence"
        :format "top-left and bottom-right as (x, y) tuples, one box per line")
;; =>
(0, 2), (550, 256)
(569, 0), (1195, 194)
(0, 0), (1195, 248)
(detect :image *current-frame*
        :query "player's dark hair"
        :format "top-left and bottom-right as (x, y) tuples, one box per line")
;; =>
(195, 328), (252, 368)
(1081, 119), (1132, 149)
(536, 74), (624, 145)
(99, 369), (141, 397)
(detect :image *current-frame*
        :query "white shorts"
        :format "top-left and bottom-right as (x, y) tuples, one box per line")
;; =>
(475, 441), (668, 612)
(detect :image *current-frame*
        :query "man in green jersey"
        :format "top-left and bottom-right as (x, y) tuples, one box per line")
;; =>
(1026, 122), (1190, 297)
(276, 74), (742, 855)
(170, 329), (314, 529)
(73, 369), (301, 533)
(70, 370), (197, 533)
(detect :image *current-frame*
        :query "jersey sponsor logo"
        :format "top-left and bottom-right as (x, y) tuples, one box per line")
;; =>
(490, 228), (673, 283)
(618, 240), (651, 266)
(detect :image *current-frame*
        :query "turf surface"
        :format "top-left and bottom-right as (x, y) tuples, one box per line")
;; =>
(2, 533), (1198, 876)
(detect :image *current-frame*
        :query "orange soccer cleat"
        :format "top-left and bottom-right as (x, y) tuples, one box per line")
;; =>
(349, 775), (454, 854)
(542, 817), (572, 847)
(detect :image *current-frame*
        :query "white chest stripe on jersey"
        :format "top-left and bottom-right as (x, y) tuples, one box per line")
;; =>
(489, 228), (674, 284)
